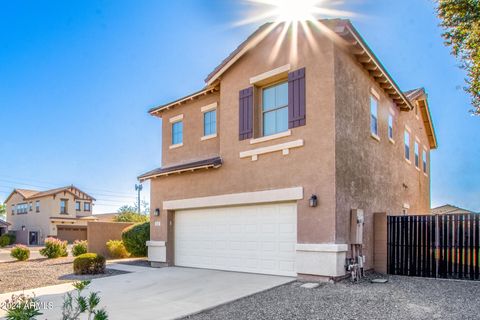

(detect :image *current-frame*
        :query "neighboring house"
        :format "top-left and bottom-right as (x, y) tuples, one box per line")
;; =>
(431, 204), (477, 215)
(0, 219), (9, 236)
(4, 185), (96, 244)
(138, 19), (437, 279)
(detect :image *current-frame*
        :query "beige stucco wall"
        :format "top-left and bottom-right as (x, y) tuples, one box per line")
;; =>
(150, 25), (338, 262)
(333, 46), (432, 269)
(5, 191), (93, 244)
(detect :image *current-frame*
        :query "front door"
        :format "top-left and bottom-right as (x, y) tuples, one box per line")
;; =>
(29, 231), (38, 245)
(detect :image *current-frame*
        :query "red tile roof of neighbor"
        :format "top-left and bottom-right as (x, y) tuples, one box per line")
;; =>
(138, 157), (223, 181)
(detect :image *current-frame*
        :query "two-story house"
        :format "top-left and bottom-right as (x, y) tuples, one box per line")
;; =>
(139, 19), (437, 279)
(4, 185), (96, 244)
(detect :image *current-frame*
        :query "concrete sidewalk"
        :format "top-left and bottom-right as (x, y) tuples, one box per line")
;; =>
(0, 265), (293, 320)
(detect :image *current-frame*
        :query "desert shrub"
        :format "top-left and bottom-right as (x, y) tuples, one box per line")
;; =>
(10, 245), (30, 261)
(1, 292), (42, 320)
(40, 237), (68, 258)
(6, 233), (16, 244)
(121, 222), (149, 257)
(72, 240), (88, 257)
(0, 233), (15, 247)
(73, 253), (106, 275)
(0, 234), (10, 247)
(106, 240), (130, 259)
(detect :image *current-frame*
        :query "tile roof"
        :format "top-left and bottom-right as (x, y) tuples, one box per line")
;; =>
(4, 185), (96, 203)
(138, 156), (222, 181)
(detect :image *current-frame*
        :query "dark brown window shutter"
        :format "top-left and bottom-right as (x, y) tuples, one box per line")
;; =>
(288, 67), (306, 128)
(239, 87), (253, 140)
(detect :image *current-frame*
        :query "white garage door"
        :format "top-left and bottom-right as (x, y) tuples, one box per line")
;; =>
(174, 202), (297, 276)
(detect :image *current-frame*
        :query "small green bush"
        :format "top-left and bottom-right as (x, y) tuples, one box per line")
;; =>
(40, 237), (68, 258)
(73, 253), (106, 275)
(106, 240), (130, 259)
(122, 222), (149, 257)
(0, 234), (10, 247)
(6, 233), (16, 244)
(10, 245), (30, 261)
(72, 240), (88, 257)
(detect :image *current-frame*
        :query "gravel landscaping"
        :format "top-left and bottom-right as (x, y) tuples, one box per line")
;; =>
(184, 273), (480, 320)
(0, 257), (126, 293)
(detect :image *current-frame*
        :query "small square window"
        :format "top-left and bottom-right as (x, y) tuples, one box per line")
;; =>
(203, 110), (216, 136)
(84, 202), (91, 211)
(172, 121), (183, 145)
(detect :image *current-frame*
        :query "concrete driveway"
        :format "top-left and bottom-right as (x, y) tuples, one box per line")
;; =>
(0, 265), (294, 320)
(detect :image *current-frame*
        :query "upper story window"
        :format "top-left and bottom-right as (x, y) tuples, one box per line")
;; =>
(11, 204), (15, 215)
(60, 199), (68, 214)
(76, 201), (81, 211)
(414, 140), (420, 168)
(29, 202), (32, 211)
(35, 200), (40, 213)
(388, 112), (394, 141)
(203, 110), (217, 137)
(172, 121), (183, 146)
(423, 149), (428, 174)
(370, 95), (379, 137)
(84, 202), (91, 211)
(16, 203), (28, 214)
(262, 81), (288, 136)
(404, 129), (410, 161)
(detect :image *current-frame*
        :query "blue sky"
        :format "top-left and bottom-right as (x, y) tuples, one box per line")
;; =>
(0, 0), (478, 213)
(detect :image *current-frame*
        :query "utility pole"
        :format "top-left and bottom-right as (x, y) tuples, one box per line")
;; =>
(135, 184), (143, 214)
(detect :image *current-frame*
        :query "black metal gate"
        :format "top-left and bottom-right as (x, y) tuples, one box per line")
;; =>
(387, 214), (480, 280)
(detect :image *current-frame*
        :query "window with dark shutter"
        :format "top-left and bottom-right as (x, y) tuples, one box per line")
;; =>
(239, 87), (253, 140)
(288, 67), (306, 128)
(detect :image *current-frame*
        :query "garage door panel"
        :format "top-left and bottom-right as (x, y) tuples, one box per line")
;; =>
(175, 203), (297, 276)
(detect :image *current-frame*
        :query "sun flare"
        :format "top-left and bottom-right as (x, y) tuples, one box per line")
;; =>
(236, 0), (355, 63)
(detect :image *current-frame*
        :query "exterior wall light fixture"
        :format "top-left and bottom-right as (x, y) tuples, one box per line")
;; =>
(309, 195), (318, 207)
(154, 208), (160, 216)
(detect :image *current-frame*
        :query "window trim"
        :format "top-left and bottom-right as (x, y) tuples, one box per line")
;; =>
(249, 64), (290, 85)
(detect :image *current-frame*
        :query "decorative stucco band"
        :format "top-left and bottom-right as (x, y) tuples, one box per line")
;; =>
(162, 187), (304, 210)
